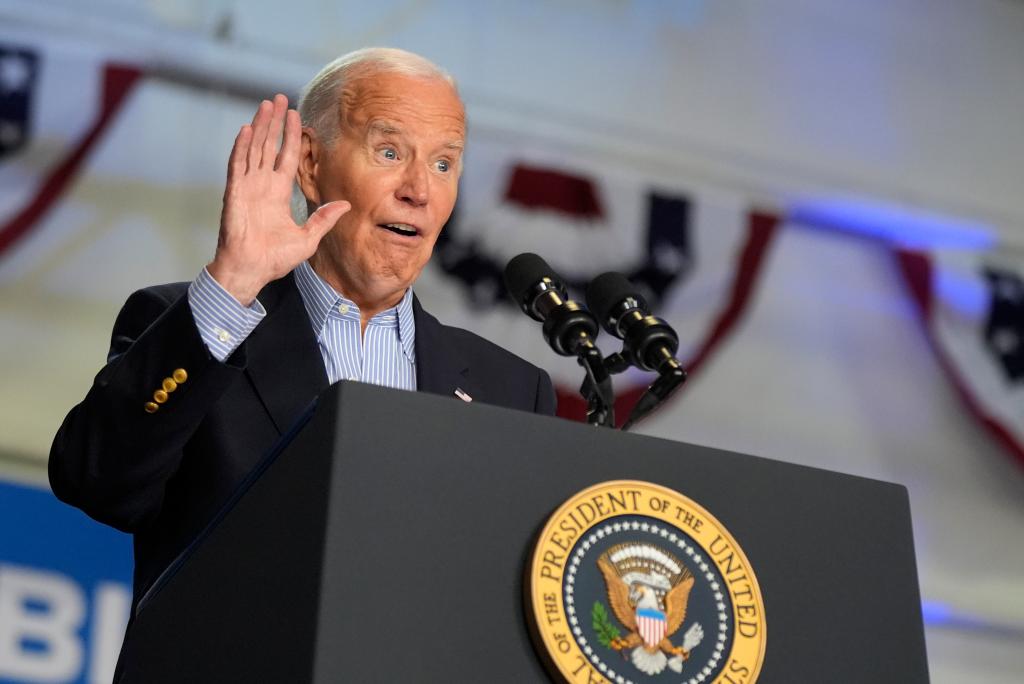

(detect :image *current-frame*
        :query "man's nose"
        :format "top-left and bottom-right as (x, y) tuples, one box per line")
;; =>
(397, 163), (429, 207)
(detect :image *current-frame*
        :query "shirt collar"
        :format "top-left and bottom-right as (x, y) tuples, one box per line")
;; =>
(294, 261), (416, 363)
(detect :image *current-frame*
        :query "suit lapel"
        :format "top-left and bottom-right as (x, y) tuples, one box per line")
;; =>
(244, 273), (329, 434)
(413, 295), (468, 399)
(245, 283), (461, 427)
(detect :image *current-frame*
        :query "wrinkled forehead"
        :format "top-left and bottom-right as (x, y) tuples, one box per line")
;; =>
(339, 74), (466, 141)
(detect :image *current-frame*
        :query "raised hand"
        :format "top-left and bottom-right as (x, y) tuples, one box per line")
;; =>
(208, 94), (350, 306)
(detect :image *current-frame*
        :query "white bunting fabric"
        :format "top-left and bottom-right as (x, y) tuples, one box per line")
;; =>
(414, 135), (780, 423)
(896, 247), (1024, 467)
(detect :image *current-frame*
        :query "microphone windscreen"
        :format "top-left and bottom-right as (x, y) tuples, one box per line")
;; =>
(503, 252), (554, 302)
(586, 272), (648, 335)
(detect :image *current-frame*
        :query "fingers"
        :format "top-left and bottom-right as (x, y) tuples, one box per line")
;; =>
(261, 94), (288, 169)
(247, 99), (272, 171)
(227, 124), (252, 182)
(304, 201), (352, 245)
(241, 94), (293, 174)
(276, 109), (301, 174)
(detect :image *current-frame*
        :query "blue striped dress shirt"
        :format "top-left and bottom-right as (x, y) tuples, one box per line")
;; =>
(187, 262), (417, 391)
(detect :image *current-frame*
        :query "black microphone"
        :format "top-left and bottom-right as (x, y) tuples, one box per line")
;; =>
(586, 271), (687, 430)
(586, 272), (682, 374)
(504, 253), (600, 357)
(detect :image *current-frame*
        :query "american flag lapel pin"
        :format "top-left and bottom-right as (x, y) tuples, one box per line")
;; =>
(454, 387), (473, 402)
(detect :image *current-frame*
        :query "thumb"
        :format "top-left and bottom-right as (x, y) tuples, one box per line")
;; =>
(304, 200), (352, 243)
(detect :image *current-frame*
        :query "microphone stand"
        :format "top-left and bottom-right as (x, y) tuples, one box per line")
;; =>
(571, 336), (616, 428)
(599, 350), (687, 431)
(620, 358), (686, 431)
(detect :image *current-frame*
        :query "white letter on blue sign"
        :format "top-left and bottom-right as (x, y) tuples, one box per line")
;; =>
(89, 582), (130, 684)
(0, 563), (85, 681)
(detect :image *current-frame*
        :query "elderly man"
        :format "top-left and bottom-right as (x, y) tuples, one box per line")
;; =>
(48, 48), (555, 616)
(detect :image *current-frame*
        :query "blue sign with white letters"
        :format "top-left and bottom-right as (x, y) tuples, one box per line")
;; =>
(0, 479), (132, 684)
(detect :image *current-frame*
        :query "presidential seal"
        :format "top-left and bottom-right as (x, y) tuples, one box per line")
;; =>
(527, 481), (766, 683)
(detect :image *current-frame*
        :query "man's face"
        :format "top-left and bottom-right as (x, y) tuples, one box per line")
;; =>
(299, 72), (465, 307)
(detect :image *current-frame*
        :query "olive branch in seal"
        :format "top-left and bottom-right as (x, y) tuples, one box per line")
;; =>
(592, 601), (621, 648)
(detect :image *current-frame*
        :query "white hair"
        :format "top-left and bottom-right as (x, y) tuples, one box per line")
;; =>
(291, 47), (460, 221)
(298, 46), (458, 147)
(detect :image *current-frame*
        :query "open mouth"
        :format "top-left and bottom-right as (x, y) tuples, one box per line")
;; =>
(379, 223), (419, 237)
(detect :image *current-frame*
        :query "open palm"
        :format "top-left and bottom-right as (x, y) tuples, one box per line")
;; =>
(209, 94), (350, 305)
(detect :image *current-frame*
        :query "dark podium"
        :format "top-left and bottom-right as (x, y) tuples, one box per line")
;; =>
(119, 382), (929, 683)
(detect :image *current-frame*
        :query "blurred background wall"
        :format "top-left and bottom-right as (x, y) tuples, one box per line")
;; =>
(1, 1), (1022, 682)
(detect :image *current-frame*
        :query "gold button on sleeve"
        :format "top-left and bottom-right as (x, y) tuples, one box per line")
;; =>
(162, 378), (178, 392)
(172, 368), (188, 383)
(144, 402), (159, 413)
(153, 389), (168, 404)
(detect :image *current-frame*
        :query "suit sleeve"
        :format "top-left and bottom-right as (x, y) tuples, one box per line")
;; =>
(535, 368), (557, 416)
(48, 286), (247, 532)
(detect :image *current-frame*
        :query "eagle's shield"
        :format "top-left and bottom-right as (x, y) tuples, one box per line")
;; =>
(635, 607), (667, 648)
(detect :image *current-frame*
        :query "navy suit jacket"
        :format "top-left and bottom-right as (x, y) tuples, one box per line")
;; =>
(49, 271), (555, 608)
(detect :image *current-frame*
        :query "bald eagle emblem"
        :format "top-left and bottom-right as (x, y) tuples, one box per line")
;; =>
(596, 542), (704, 676)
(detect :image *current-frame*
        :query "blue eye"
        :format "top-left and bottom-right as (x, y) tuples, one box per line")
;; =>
(436, 159), (450, 172)
(381, 148), (397, 160)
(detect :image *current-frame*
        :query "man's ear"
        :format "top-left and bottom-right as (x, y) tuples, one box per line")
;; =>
(296, 128), (320, 206)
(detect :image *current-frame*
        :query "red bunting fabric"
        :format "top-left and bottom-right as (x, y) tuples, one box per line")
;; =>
(415, 137), (780, 425)
(0, 37), (140, 258)
(897, 248), (1024, 468)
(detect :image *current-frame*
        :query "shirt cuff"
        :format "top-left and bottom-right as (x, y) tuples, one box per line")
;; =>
(188, 267), (266, 362)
